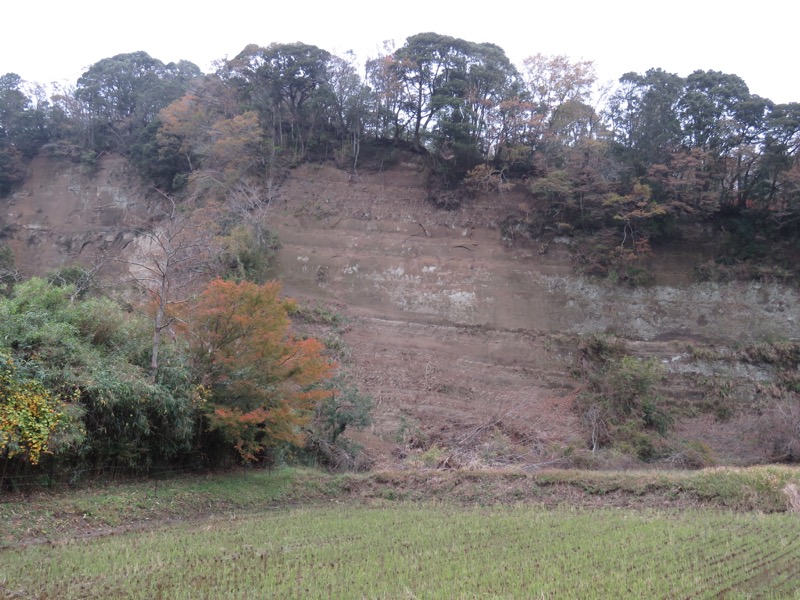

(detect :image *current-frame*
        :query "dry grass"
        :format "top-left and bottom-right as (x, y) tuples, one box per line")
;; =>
(3, 465), (800, 550)
(784, 483), (800, 514)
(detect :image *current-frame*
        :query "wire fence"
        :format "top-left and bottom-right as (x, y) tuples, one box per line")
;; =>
(0, 461), (225, 495)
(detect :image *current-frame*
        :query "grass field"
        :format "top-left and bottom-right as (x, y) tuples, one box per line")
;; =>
(2, 466), (800, 598)
(3, 505), (800, 598)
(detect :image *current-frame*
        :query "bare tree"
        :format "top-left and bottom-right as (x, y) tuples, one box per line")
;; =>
(113, 193), (223, 377)
(582, 403), (609, 453)
(764, 397), (800, 461)
(225, 180), (275, 246)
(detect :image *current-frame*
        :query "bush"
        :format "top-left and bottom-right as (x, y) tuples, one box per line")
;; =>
(0, 278), (198, 474)
(220, 225), (280, 283)
(182, 279), (335, 465)
(303, 374), (374, 471)
(0, 351), (70, 467)
(577, 349), (672, 460)
(0, 245), (15, 296)
(667, 441), (717, 469)
(758, 396), (800, 462)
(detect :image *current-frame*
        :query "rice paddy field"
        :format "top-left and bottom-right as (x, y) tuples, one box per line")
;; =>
(2, 467), (800, 598)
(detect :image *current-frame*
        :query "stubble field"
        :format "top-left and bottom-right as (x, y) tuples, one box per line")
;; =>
(2, 467), (800, 598)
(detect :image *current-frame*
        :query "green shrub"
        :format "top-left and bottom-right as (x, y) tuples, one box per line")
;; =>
(304, 374), (374, 471)
(0, 278), (198, 475)
(577, 350), (672, 460)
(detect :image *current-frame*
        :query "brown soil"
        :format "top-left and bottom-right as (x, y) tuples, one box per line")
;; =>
(3, 155), (152, 275)
(3, 154), (799, 469)
(269, 163), (587, 466)
(268, 162), (799, 467)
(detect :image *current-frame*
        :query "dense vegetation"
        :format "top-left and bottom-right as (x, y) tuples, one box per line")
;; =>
(0, 275), (372, 488)
(1, 35), (799, 281)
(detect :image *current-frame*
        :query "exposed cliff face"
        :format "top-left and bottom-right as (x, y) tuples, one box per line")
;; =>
(2, 155), (151, 275)
(270, 163), (800, 466)
(4, 155), (799, 467)
(273, 167), (798, 342)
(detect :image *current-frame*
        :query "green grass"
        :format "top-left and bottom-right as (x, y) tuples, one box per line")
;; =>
(2, 466), (800, 597)
(0, 468), (300, 546)
(2, 465), (800, 548)
(3, 505), (800, 598)
(534, 465), (800, 511)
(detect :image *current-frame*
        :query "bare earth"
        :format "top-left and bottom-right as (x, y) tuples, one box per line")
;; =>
(4, 155), (799, 467)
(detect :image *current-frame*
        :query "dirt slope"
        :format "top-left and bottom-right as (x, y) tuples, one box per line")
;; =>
(268, 162), (799, 467)
(3, 154), (799, 468)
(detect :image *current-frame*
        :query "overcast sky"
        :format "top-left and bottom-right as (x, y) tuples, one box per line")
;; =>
(3, 0), (798, 104)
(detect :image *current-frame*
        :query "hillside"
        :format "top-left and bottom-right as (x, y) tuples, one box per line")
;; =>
(3, 153), (800, 469)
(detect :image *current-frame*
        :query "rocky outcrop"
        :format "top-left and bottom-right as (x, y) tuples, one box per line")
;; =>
(270, 163), (799, 466)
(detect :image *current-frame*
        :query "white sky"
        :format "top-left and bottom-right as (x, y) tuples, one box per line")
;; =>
(3, 0), (798, 104)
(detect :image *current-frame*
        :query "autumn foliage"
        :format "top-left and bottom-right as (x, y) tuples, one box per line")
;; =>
(0, 352), (67, 465)
(0, 275), (340, 480)
(185, 279), (334, 462)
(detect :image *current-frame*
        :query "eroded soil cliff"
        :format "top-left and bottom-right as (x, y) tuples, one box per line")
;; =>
(3, 155), (799, 468)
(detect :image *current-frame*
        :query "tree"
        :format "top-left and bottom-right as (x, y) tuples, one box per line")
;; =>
(522, 54), (597, 138)
(75, 52), (201, 151)
(435, 40), (520, 170)
(391, 33), (520, 179)
(0, 73), (50, 156)
(365, 43), (409, 140)
(607, 69), (685, 175)
(601, 182), (667, 284)
(48, 83), (97, 150)
(221, 180), (280, 281)
(679, 70), (756, 151)
(676, 70), (773, 207)
(184, 279), (334, 463)
(0, 74), (30, 135)
(222, 42), (332, 159)
(752, 102), (800, 210)
(392, 32), (462, 146)
(529, 169), (575, 221)
(146, 78), (250, 189)
(208, 111), (266, 183)
(0, 278), (196, 472)
(557, 138), (619, 229)
(0, 139), (24, 196)
(326, 51), (370, 170)
(646, 148), (720, 215)
(578, 354), (670, 459)
(305, 373), (374, 470)
(311, 374), (373, 444)
(118, 197), (223, 377)
(489, 95), (539, 173)
(155, 93), (209, 174)
(0, 245), (15, 295)
(0, 73), (50, 194)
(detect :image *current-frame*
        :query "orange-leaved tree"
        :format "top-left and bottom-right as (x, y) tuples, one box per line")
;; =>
(184, 279), (334, 463)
